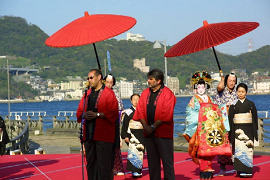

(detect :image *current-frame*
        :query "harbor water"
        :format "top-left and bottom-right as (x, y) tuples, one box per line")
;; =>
(0, 95), (270, 141)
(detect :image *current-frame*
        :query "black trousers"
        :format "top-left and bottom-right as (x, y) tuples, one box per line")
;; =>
(84, 140), (114, 180)
(144, 136), (175, 180)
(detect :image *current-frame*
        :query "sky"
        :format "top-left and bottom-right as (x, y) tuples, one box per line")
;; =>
(1, 0), (270, 55)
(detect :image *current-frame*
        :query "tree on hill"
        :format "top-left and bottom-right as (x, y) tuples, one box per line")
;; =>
(0, 15), (269, 95)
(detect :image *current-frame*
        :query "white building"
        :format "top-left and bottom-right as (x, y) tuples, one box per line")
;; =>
(253, 79), (270, 93)
(126, 32), (145, 41)
(210, 72), (221, 82)
(133, 58), (150, 73)
(119, 80), (133, 99)
(167, 76), (180, 95)
(60, 76), (83, 90)
(65, 89), (83, 99)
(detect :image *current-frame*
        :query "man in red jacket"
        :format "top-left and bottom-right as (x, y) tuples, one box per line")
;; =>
(76, 69), (119, 180)
(133, 69), (176, 180)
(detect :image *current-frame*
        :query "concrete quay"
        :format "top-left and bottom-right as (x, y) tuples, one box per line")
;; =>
(29, 132), (270, 155)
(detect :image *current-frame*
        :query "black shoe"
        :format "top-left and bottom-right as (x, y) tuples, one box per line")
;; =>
(200, 171), (213, 179)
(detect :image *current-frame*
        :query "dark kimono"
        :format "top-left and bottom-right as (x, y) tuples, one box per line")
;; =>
(121, 106), (145, 174)
(0, 116), (10, 155)
(228, 98), (258, 175)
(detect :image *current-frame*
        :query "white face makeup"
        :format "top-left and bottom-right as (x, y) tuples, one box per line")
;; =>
(105, 75), (114, 89)
(197, 84), (206, 95)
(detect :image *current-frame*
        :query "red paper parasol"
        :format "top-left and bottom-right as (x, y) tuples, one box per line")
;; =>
(45, 11), (136, 70)
(164, 20), (259, 73)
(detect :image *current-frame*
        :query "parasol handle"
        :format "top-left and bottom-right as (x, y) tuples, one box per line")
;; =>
(211, 46), (222, 74)
(93, 43), (101, 70)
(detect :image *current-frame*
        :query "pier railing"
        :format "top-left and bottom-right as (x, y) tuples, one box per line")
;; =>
(261, 118), (270, 147)
(4, 119), (29, 154)
(5, 111), (270, 148)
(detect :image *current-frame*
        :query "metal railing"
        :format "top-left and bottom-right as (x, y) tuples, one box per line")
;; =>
(57, 111), (76, 117)
(10, 111), (47, 117)
(5, 120), (29, 154)
(4, 111), (270, 154)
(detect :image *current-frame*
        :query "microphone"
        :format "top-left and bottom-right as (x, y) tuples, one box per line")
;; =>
(84, 81), (90, 89)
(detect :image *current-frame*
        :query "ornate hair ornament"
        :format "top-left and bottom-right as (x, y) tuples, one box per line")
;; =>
(191, 71), (213, 87)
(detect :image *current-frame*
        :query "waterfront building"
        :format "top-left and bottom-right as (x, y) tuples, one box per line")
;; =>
(133, 58), (150, 73)
(132, 80), (147, 95)
(65, 89), (83, 99)
(126, 32), (145, 41)
(167, 76), (180, 95)
(47, 83), (60, 91)
(119, 80), (133, 99)
(252, 76), (270, 94)
(38, 95), (50, 101)
(209, 72), (221, 95)
(231, 69), (249, 85)
(60, 76), (83, 90)
(210, 72), (221, 82)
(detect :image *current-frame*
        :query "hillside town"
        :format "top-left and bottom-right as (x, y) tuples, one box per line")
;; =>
(7, 56), (269, 102)
(1, 32), (269, 102)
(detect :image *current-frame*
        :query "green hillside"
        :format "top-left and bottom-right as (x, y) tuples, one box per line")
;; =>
(0, 16), (269, 98)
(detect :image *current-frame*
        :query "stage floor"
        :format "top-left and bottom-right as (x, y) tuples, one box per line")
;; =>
(1, 152), (270, 180)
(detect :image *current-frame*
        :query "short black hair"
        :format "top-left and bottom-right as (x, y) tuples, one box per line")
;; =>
(130, 93), (140, 101)
(103, 74), (116, 86)
(147, 69), (164, 84)
(236, 83), (248, 92)
(224, 73), (237, 87)
(90, 69), (103, 79)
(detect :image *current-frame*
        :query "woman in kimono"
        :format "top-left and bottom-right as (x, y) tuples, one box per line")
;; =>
(121, 93), (145, 177)
(104, 74), (125, 176)
(0, 116), (10, 155)
(228, 83), (258, 178)
(183, 71), (231, 180)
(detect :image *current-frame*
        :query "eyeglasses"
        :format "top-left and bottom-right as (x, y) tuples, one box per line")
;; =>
(87, 76), (94, 80)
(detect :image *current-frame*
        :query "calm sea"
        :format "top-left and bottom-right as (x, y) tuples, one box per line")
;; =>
(0, 94), (269, 141)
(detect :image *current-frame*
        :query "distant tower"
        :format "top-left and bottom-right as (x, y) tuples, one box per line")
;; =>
(248, 39), (253, 52)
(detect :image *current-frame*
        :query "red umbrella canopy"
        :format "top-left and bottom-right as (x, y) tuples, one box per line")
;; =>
(45, 11), (137, 47)
(164, 21), (259, 57)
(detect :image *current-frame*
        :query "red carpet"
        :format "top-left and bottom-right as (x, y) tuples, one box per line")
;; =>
(1, 152), (270, 180)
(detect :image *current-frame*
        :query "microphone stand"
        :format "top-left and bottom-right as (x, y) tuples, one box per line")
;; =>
(79, 87), (89, 180)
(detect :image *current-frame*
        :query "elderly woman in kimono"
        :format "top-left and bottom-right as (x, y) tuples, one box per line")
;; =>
(183, 71), (231, 180)
(104, 74), (125, 176)
(228, 83), (258, 178)
(121, 93), (144, 177)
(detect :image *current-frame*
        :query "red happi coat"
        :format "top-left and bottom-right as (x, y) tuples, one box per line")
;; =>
(133, 86), (176, 138)
(76, 87), (119, 143)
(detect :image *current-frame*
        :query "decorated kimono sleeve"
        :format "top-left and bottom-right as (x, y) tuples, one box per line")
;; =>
(219, 103), (230, 132)
(184, 97), (198, 138)
(121, 113), (132, 139)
